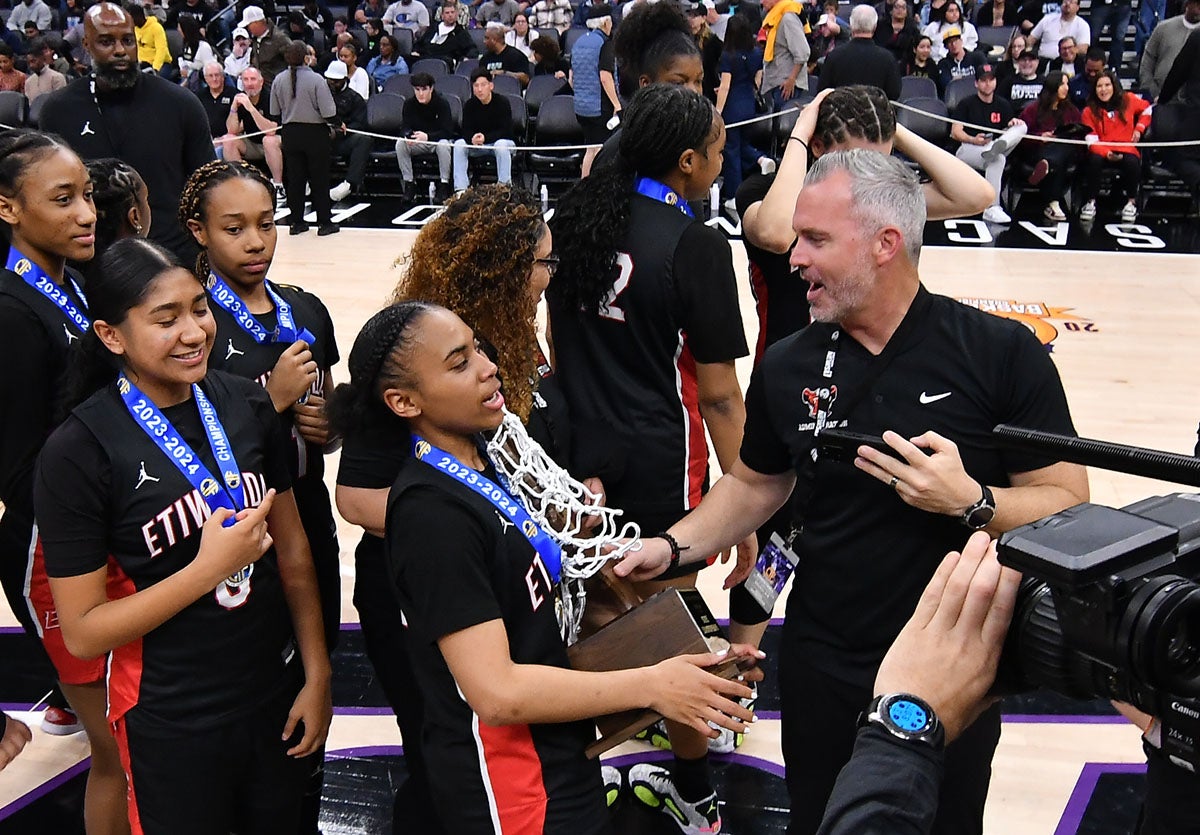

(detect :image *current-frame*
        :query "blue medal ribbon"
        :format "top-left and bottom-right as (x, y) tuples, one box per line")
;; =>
(634, 177), (694, 218)
(206, 272), (315, 345)
(6, 247), (90, 335)
(411, 435), (563, 583)
(117, 373), (247, 526)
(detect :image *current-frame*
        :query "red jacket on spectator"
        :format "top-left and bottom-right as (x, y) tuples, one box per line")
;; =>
(1080, 93), (1152, 158)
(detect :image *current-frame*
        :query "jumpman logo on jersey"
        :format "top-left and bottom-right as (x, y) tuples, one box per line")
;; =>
(225, 338), (245, 360)
(135, 461), (161, 490)
(63, 323), (78, 343)
(494, 512), (514, 535)
(80, 121), (95, 136)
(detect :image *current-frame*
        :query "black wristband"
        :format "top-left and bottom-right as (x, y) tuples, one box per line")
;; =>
(653, 531), (688, 573)
(788, 136), (809, 154)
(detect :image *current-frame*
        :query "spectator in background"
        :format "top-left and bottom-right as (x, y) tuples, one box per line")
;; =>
(7, 0), (52, 35)
(716, 14), (773, 210)
(481, 22), (531, 85)
(176, 14), (217, 83)
(226, 66), (285, 199)
(367, 33), (408, 87)
(338, 41), (372, 97)
(688, 1), (723, 103)
(530, 0), (573, 34)
(531, 34), (569, 76)
(24, 37), (67, 100)
(820, 5), (901, 100)
(1079, 68), (1149, 221)
(811, 10), (851, 70)
(0, 44), (27, 91)
(993, 31), (1028, 81)
(453, 68), (516, 192)
(998, 47), (1043, 104)
(64, 0), (86, 32)
(1068, 45), (1103, 106)
(413, 1), (475, 67)
(874, 0), (920, 61)
(900, 35), (940, 94)
(1029, 0), (1090, 58)
(1160, 23), (1200, 104)
(477, 0), (521, 26)
(760, 0), (809, 103)
(571, 3), (617, 176)
(1047, 34), (1086, 75)
(164, 0), (218, 32)
(197, 60), (237, 139)
(272, 38), (339, 235)
(923, 0), (977, 60)
(1087, 0), (1131, 71)
(286, 11), (317, 45)
(975, 0), (1019, 27)
(130, 2), (172, 73)
(243, 4), (292, 86)
(226, 26), (253, 80)
(303, 0), (335, 33)
(383, 0), (430, 37)
(1139, 0), (1200, 100)
(1018, 0), (1059, 32)
(1018, 70), (1082, 219)
(324, 59), (372, 203)
(396, 71), (455, 202)
(355, 0), (388, 24)
(506, 12), (536, 58)
(950, 62), (1026, 223)
(936, 26), (984, 87)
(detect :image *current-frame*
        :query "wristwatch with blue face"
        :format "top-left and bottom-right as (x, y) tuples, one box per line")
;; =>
(859, 693), (945, 749)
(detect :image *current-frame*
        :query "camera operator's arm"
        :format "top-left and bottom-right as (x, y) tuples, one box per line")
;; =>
(817, 532), (1020, 835)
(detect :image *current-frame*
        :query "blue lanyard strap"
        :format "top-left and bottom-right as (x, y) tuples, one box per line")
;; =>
(206, 272), (315, 346)
(7, 247), (90, 334)
(117, 373), (247, 523)
(411, 435), (563, 583)
(634, 177), (694, 218)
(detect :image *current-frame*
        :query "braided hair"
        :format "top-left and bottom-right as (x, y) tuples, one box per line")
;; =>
(87, 158), (145, 256)
(549, 84), (717, 318)
(325, 301), (439, 448)
(178, 159), (275, 279)
(811, 86), (896, 155)
(612, 2), (700, 97)
(0, 129), (75, 248)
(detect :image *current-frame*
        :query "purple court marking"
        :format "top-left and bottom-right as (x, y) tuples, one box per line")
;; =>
(326, 744), (405, 760)
(333, 705), (397, 716)
(339, 622), (362, 631)
(1053, 762), (1145, 835)
(1004, 714), (1126, 724)
(715, 618), (784, 627)
(0, 626), (23, 635)
(0, 757), (91, 822)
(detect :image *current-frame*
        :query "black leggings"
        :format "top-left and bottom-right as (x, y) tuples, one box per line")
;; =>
(1084, 151), (1142, 201)
(281, 123), (333, 226)
(1028, 143), (1078, 202)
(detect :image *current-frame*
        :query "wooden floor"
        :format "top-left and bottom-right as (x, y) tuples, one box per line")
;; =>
(4, 228), (1199, 832)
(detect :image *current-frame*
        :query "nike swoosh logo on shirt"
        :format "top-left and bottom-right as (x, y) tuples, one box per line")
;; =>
(919, 391), (952, 404)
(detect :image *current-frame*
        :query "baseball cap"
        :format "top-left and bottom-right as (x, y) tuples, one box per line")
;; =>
(685, 1), (705, 15)
(238, 5), (266, 28)
(941, 26), (962, 42)
(587, 3), (613, 18)
(976, 63), (996, 79)
(323, 60), (348, 79)
(817, 12), (832, 24)
(232, 26), (250, 39)
(1017, 48), (1038, 60)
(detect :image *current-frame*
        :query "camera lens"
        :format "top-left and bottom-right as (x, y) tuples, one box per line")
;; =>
(1128, 577), (1200, 697)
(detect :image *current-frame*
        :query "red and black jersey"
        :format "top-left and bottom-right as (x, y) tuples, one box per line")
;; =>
(547, 195), (748, 529)
(386, 453), (608, 835)
(34, 371), (297, 732)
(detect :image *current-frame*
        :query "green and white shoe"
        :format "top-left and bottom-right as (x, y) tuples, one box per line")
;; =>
(632, 719), (672, 750)
(628, 763), (722, 834)
(601, 765), (622, 808)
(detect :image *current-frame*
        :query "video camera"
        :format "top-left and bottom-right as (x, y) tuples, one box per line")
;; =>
(992, 425), (1200, 773)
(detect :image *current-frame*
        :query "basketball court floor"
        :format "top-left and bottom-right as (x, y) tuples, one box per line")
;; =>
(2, 205), (1199, 834)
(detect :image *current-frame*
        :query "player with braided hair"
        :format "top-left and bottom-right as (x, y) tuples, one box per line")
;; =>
(79, 158), (150, 288)
(613, 0), (704, 97)
(548, 83), (752, 834)
(325, 301), (759, 835)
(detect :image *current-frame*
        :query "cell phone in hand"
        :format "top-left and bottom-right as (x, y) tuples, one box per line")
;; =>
(816, 428), (933, 463)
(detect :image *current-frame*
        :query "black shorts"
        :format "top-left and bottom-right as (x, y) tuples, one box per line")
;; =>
(113, 678), (313, 835)
(577, 114), (613, 147)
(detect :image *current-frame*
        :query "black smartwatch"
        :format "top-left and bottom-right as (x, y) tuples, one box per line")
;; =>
(859, 693), (945, 749)
(961, 482), (996, 530)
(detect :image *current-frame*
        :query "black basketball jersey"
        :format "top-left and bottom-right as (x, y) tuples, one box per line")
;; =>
(35, 371), (297, 732)
(547, 195), (748, 525)
(205, 280), (339, 482)
(386, 453), (607, 835)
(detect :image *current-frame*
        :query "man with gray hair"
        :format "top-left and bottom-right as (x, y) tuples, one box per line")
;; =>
(817, 5), (901, 99)
(615, 149), (1088, 835)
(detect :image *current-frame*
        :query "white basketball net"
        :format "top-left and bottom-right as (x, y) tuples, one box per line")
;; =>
(487, 409), (641, 643)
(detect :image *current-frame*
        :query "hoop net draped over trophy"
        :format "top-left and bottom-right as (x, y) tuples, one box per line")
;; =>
(487, 409), (642, 644)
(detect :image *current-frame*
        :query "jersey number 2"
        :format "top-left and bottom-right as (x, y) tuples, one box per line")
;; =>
(599, 253), (634, 322)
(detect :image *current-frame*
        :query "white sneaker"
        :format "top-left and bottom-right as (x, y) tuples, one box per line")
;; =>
(1044, 201), (1066, 221)
(708, 681), (757, 754)
(329, 181), (352, 202)
(1121, 201), (1138, 222)
(628, 763), (721, 835)
(982, 204), (1012, 224)
(1079, 200), (1097, 220)
(723, 197), (738, 217)
(758, 156), (777, 175)
(273, 183), (286, 207)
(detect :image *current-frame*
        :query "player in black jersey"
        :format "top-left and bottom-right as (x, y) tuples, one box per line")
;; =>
(548, 84), (751, 834)
(0, 130), (132, 835)
(179, 159), (340, 832)
(81, 159), (151, 283)
(327, 301), (758, 835)
(35, 238), (331, 835)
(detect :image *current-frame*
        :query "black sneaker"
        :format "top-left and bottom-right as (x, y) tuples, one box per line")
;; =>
(316, 223), (340, 236)
(289, 222), (310, 235)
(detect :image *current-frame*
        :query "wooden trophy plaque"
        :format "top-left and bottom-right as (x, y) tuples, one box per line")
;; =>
(566, 587), (740, 758)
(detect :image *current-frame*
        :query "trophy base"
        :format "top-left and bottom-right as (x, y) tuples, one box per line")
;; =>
(566, 587), (739, 758)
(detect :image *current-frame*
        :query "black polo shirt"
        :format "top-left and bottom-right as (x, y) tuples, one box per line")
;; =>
(739, 286), (1077, 686)
(196, 83), (237, 138)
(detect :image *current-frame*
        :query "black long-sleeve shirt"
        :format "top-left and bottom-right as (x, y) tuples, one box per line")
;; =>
(402, 92), (456, 140)
(332, 85), (369, 130)
(414, 24), (476, 66)
(462, 93), (513, 142)
(1160, 26), (1200, 106)
(816, 726), (944, 835)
